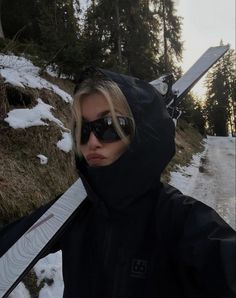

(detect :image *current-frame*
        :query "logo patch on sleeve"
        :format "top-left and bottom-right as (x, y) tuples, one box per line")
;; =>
(130, 259), (148, 279)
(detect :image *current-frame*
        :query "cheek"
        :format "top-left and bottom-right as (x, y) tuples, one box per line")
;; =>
(79, 145), (87, 157)
(109, 142), (128, 160)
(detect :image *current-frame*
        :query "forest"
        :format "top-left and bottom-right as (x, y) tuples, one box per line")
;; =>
(0, 0), (235, 136)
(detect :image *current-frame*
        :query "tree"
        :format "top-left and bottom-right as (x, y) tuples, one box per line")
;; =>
(82, 0), (183, 80)
(1, 0), (83, 77)
(1, 0), (40, 41)
(1, 0), (184, 81)
(191, 100), (206, 135)
(37, 0), (81, 76)
(205, 45), (235, 136)
(0, 0), (4, 38)
(155, 0), (183, 78)
(179, 93), (206, 134)
(122, 0), (161, 79)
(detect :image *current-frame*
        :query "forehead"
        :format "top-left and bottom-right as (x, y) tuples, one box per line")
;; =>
(80, 93), (111, 121)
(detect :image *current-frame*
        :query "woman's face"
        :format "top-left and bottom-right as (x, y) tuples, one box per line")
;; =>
(80, 93), (129, 167)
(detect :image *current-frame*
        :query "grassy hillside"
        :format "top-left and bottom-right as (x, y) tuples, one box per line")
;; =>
(0, 73), (77, 226)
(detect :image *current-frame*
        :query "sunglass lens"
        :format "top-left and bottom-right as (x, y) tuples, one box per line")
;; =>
(94, 118), (120, 142)
(80, 116), (132, 144)
(80, 123), (90, 144)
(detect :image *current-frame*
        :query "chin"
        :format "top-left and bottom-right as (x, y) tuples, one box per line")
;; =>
(88, 158), (115, 167)
(88, 160), (108, 167)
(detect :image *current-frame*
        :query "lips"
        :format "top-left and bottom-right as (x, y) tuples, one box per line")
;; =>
(87, 154), (106, 162)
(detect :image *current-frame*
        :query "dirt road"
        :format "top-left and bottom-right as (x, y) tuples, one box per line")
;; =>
(170, 136), (236, 229)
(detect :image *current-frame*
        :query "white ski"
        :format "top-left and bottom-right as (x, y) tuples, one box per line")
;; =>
(0, 178), (87, 298)
(150, 45), (229, 106)
(171, 45), (229, 105)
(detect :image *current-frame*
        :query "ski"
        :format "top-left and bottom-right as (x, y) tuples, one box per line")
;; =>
(172, 45), (229, 102)
(150, 45), (229, 107)
(0, 178), (87, 298)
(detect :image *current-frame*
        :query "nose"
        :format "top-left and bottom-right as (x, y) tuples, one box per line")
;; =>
(87, 132), (102, 149)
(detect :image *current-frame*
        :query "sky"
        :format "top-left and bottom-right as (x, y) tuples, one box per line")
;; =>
(175, 0), (235, 97)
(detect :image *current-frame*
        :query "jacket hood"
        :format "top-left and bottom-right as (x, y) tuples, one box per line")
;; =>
(75, 67), (176, 211)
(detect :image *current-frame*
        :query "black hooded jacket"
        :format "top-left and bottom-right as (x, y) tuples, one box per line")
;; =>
(1, 69), (236, 298)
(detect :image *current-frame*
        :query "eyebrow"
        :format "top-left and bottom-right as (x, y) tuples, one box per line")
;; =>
(98, 110), (111, 117)
(82, 110), (111, 121)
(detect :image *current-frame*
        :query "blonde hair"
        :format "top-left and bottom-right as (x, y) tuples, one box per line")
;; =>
(72, 79), (135, 155)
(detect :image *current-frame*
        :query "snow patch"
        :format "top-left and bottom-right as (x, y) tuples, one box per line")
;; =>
(4, 98), (66, 129)
(34, 251), (64, 298)
(57, 132), (73, 153)
(45, 64), (68, 79)
(170, 148), (206, 195)
(46, 65), (58, 78)
(37, 154), (48, 165)
(0, 54), (72, 103)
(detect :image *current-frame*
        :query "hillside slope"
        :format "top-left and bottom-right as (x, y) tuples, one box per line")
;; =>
(0, 55), (77, 225)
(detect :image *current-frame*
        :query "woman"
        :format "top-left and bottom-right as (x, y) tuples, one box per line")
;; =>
(1, 67), (236, 298)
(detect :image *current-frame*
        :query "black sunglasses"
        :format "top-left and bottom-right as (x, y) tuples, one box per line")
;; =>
(80, 116), (133, 144)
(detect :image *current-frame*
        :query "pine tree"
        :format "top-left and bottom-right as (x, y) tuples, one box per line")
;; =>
(155, 0), (183, 78)
(82, 0), (167, 80)
(81, 0), (183, 80)
(205, 45), (235, 136)
(37, 0), (82, 77)
(1, 0), (83, 77)
(192, 100), (206, 135)
(0, 0), (4, 38)
(177, 92), (206, 135)
(1, 0), (40, 41)
(123, 0), (161, 79)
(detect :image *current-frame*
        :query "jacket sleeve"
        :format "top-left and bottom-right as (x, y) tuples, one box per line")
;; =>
(177, 196), (236, 298)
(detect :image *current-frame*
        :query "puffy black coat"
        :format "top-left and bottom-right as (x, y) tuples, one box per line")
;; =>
(1, 68), (236, 298)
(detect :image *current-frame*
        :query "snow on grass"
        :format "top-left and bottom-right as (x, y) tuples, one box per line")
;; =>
(1, 54), (73, 154)
(4, 98), (66, 129)
(45, 65), (58, 78)
(34, 251), (64, 298)
(56, 132), (73, 153)
(45, 65), (68, 79)
(4, 98), (72, 153)
(170, 143), (207, 196)
(0, 54), (72, 103)
(37, 154), (48, 165)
